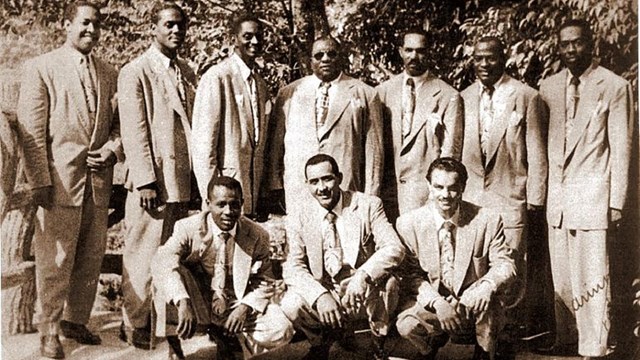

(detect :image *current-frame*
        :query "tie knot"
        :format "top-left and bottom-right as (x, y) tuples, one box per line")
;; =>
(406, 78), (415, 87)
(570, 76), (580, 87)
(320, 82), (331, 93)
(483, 85), (495, 96)
(442, 221), (455, 232)
(219, 232), (231, 242)
(326, 211), (338, 224)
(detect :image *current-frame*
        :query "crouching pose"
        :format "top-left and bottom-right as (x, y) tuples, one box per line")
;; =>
(395, 158), (516, 360)
(280, 154), (405, 360)
(151, 176), (293, 359)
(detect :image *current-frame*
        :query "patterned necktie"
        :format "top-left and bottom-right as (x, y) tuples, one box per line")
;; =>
(566, 76), (580, 143)
(79, 55), (97, 115)
(316, 82), (331, 130)
(323, 211), (343, 278)
(212, 232), (231, 294)
(439, 221), (456, 292)
(248, 72), (260, 143)
(171, 59), (188, 111)
(402, 78), (416, 140)
(480, 85), (495, 159)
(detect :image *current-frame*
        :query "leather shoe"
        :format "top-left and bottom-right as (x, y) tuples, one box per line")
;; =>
(119, 322), (151, 349)
(60, 320), (101, 345)
(40, 335), (65, 359)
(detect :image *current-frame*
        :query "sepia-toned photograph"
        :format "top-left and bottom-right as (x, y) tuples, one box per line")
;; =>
(1, 0), (638, 359)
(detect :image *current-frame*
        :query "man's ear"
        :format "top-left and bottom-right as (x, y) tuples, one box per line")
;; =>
(336, 171), (343, 185)
(64, 19), (72, 31)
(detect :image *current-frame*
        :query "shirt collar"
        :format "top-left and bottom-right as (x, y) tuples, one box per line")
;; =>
(477, 73), (507, 96)
(431, 201), (460, 231)
(315, 190), (344, 220)
(64, 45), (92, 65)
(149, 44), (173, 70)
(403, 70), (430, 89)
(231, 53), (253, 81)
(566, 62), (596, 86)
(311, 72), (344, 88)
(207, 213), (238, 238)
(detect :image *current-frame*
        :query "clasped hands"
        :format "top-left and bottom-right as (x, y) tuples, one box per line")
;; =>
(433, 281), (494, 333)
(315, 271), (370, 329)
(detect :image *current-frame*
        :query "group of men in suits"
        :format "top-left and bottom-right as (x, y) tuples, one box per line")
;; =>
(15, 0), (634, 358)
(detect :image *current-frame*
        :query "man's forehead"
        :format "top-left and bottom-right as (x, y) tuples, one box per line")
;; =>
(157, 8), (185, 22)
(306, 162), (334, 178)
(403, 33), (427, 47)
(312, 40), (337, 52)
(559, 26), (585, 41)
(74, 6), (100, 20)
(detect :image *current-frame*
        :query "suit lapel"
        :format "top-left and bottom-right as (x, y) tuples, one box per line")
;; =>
(304, 211), (324, 279)
(465, 83), (485, 175)
(61, 50), (93, 137)
(318, 79), (353, 141)
(564, 69), (605, 161)
(453, 205), (476, 293)
(401, 81), (441, 154)
(418, 207), (440, 281)
(233, 219), (255, 299)
(340, 192), (362, 267)
(232, 65), (256, 148)
(484, 81), (517, 165)
(145, 49), (189, 123)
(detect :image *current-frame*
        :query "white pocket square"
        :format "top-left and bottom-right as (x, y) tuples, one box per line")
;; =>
(509, 111), (523, 127)
(250, 260), (263, 274)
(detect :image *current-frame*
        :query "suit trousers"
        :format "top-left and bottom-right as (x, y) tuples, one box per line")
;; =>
(35, 182), (108, 335)
(156, 265), (293, 357)
(548, 226), (611, 357)
(395, 295), (503, 355)
(122, 190), (189, 329)
(279, 275), (399, 345)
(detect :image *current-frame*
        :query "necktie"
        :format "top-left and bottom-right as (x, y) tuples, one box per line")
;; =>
(171, 59), (188, 111)
(79, 55), (97, 115)
(566, 76), (580, 142)
(212, 232), (231, 295)
(323, 211), (343, 278)
(439, 221), (456, 292)
(480, 85), (495, 159)
(248, 72), (260, 143)
(402, 78), (416, 140)
(316, 82), (331, 130)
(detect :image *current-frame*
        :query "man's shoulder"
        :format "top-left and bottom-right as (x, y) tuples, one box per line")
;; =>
(460, 201), (501, 228)
(119, 51), (151, 77)
(396, 205), (430, 228)
(592, 65), (630, 89)
(238, 216), (269, 240)
(201, 57), (235, 79)
(24, 47), (66, 70)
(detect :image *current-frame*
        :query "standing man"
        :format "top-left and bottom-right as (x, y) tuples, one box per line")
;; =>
(118, 1), (197, 348)
(539, 19), (633, 358)
(17, 2), (121, 358)
(151, 176), (293, 359)
(192, 13), (269, 219)
(377, 29), (463, 221)
(395, 158), (516, 359)
(266, 36), (384, 216)
(280, 154), (404, 360)
(461, 36), (547, 321)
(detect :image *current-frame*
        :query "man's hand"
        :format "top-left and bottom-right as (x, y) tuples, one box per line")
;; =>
(31, 186), (53, 208)
(459, 282), (494, 316)
(211, 294), (227, 316)
(342, 271), (369, 317)
(223, 303), (251, 336)
(87, 148), (117, 171)
(433, 297), (463, 333)
(176, 299), (196, 340)
(610, 208), (623, 224)
(315, 292), (343, 329)
(138, 183), (162, 210)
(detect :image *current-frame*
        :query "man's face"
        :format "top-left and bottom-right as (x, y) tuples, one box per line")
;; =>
(208, 186), (243, 231)
(310, 39), (341, 82)
(65, 5), (101, 54)
(473, 41), (505, 87)
(305, 161), (343, 210)
(400, 33), (429, 77)
(153, 8), (187, 55)
(559, 26), (593, 74)
(429, 169), (464, 219)
(234, 20), (262, 62)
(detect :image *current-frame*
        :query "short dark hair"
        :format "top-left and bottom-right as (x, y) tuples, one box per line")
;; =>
(426, 157), (468, 187)
(229, 12), (262, 36)
(305, 153), (340, 179)
(402, 28), (429, 45)
(311, 35), (341, 54)
(207, 176), (243, 201)
(63, 1), (101, 23)
(150, 1), (187, 25)
(558, 18), (593, 43)
(475, 36), (506, 57)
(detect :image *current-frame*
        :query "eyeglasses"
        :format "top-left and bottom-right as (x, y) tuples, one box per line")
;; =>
(312, 50), (338, 61)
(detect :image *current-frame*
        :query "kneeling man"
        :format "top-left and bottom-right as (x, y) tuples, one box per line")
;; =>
(280, 154), (405, 359)
(151, 176), (293, 359)
(395, 157), (516, 359)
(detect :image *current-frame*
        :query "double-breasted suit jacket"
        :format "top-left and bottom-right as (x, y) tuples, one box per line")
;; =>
(266, 75), (384, 215)
(540, 66), (633, 230)
(192, 55), (270, 215)
(377, 73), (463, 220)
(461, 76), (547, 236)
(282, 191), (405, 307)
(119, 46), (197, 203)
